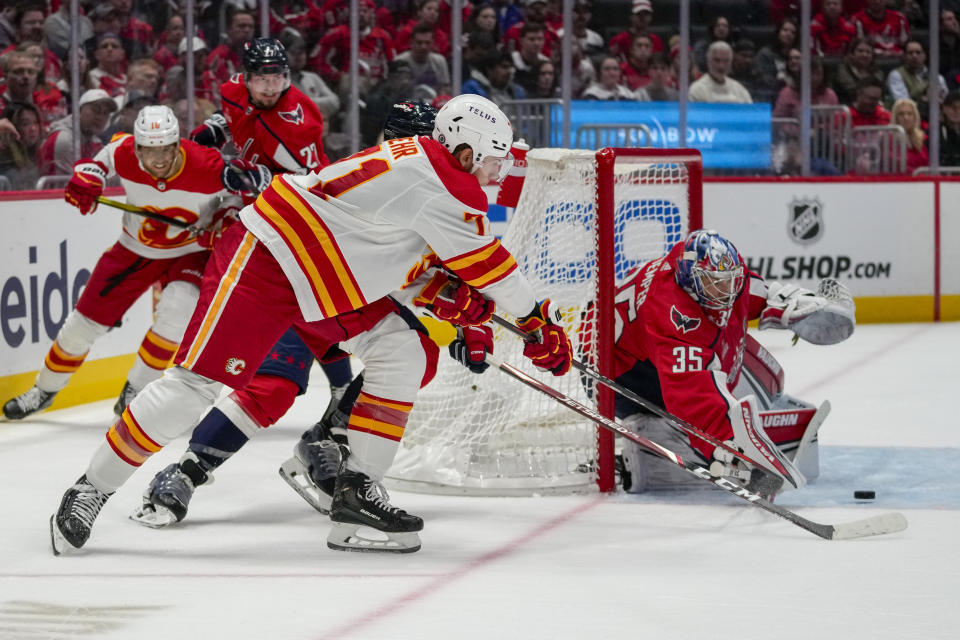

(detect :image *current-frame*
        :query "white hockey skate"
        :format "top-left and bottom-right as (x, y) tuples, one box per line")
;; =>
(327, 469), (423, 553)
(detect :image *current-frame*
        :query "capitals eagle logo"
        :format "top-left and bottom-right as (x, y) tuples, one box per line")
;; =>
(278, 103), (305, 126)
(670, 305), (701, 334)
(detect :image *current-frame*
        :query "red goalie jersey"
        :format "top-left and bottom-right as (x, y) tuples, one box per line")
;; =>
(220, 75), (329, 174)
(602, 241), (768, 458)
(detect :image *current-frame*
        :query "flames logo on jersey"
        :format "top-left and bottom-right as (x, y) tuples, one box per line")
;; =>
(670, 305), (701, 334)
(136, 206), (199, 248)
(225, 357), (246, 375)
(278, 103), (305, 126)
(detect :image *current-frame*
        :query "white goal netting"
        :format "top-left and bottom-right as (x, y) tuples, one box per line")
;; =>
(386, 148), (698, 495)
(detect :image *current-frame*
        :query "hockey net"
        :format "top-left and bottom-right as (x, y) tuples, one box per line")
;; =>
(386, 148), (703, 495)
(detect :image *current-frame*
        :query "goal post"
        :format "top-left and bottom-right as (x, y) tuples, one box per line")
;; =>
(386, 148), (703, 496)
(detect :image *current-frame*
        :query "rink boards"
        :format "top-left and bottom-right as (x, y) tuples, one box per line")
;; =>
(2, 177), (958, 410)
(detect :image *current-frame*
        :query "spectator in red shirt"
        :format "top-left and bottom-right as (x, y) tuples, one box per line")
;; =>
(621, 33), (654, 92)
(848, 76), (891, 126)
(812, 0), (856, 57)
(395, 0), (451, 57)
(891, 97), (928, 173)
(153, 14), (185, 72)
(0, 50), (64, 129)
(205, 10), (255, 86)
(108, 0), (154, 59)
(89, 32), (127, 97)
(37, 88), (117, 175)
(311, 0), (394, 100)
(504, 0), (559, 58)
(609, 0), (663, 61)
(852, 0), (908, 58)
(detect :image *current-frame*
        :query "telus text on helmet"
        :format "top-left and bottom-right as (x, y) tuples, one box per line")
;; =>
(467, 105), (496, 123)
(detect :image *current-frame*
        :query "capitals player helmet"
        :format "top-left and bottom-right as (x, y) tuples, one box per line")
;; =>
(383, 101), (438, 140)
(134, 105), (179, 146)
(433, 94), (513, 172)
(243, 37), (289, 76)
(675, 230), (745, 327)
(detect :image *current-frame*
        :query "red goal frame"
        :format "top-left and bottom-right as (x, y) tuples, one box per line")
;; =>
(594, 148), (704, 491)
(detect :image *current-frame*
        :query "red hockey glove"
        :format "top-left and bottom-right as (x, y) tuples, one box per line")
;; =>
(517, 299), (572, 376)
(194, 206), (239, 250)
(449, 324), (494, 374)
(64, 160), (107, 215)
(222, 159), (272, 196)
(189, 112), (229, 148)
(412, 271), (495, 326)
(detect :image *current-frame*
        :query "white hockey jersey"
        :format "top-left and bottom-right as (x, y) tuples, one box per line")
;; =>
(240, 135), (537, 322)
(95, 135), (236, 260)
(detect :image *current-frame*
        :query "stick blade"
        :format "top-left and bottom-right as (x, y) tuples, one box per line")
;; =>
(829, 512), (908, 540)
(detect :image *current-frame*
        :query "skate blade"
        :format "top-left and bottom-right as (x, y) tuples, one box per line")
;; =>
(326, 522), (421, 554)
(129, 502), (177, 529)
(49, 515), (78, 556)
(278, 457), (332, 515)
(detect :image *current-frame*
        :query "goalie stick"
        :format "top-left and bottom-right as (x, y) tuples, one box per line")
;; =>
(490, 314), (786, 484)
(485, 353), (908, 541)
(96, 196), (201, 233)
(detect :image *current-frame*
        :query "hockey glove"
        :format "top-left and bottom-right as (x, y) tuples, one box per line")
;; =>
(222, 159), (272, 196)
(449, 324), (493, 374)
(412, 272), (495, 326)
(517, 299), (572, 376)
(64, 160), (108, 215)
(758, 279), (856, 345)
(194, 206), (240, 250)
(189, 112), (229, 148)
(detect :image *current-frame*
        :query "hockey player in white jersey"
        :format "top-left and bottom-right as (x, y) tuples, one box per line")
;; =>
(4, 106), (268, 421)
(49, 94), (573, 555)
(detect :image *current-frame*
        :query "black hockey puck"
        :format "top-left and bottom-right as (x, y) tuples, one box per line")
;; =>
(854, 490), (876, 500)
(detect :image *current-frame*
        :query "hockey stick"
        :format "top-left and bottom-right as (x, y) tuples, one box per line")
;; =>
(490, 314), (782, 482)
(485, 353), (907, 540)
(96, 196), (201, 233)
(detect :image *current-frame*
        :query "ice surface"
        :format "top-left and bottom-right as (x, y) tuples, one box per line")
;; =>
(1, 323), (958, 639)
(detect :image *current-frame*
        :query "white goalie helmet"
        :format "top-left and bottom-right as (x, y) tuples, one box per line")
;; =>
(432, 94), (513, 175)
(134, 105), (180, 147)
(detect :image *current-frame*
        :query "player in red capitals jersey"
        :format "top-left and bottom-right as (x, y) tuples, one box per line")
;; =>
(191, 38), (329, 175)
(49, 94), (573, 555)
(3, 106), (267, 422)
(597, 230), (855, 496)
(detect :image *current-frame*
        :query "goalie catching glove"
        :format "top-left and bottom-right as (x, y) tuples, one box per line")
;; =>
(64, 160), (107, 215)
(449, 325), (493, 374)
(759, 279), (856, 345)
(517, 299), (572, 376)
(412, 272), (495, 326)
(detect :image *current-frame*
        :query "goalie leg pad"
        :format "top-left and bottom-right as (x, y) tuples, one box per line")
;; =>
(621, 414), (706, 493)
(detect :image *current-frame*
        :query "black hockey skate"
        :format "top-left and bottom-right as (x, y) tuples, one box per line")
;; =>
(50, 475), (112, 555)
(327, 469), (423, 553)
(278, 417), (348, 515)
(130, 454), (210, 528)
(112, 381), (137, 416)
(4, 386), (56, 420)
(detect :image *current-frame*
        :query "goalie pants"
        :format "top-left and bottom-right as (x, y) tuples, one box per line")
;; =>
(83, 225), (434, 491)
(36, 242), (207, 394)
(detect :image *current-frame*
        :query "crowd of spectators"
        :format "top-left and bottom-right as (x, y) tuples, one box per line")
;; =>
(3, 0), (960, 187)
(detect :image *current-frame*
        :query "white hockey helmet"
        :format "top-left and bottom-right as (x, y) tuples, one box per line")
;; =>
(432, 94), (513, 168)
(134, 105), (180, 147)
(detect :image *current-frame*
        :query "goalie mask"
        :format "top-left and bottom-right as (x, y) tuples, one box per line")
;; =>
(675, 230), (745, 327)
(433, 94), (514, 181)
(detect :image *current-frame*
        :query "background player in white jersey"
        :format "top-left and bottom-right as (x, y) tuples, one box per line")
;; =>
(595, 230), (855, 495)
(49, 94), (573, 555)
(3, 106), (268, 421)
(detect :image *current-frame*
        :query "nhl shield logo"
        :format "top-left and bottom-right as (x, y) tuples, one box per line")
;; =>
(787, 197), (824, 244)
